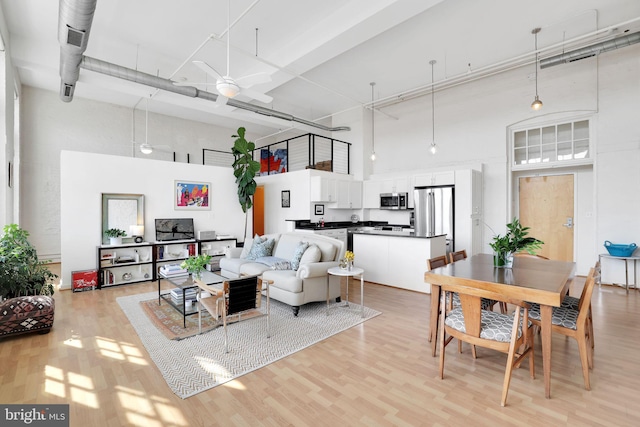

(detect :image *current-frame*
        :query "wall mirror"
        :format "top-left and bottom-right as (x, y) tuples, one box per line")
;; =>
(101, 193), (144, 244)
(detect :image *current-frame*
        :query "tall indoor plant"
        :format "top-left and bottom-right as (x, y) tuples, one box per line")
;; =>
(231, 127), (261, 237)
(489, 218), (543, 267)
(0, 224), (57, 299)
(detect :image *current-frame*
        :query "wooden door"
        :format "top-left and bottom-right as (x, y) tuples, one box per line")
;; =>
(252, 186), (265, 236)
(519, 175), (574, 261)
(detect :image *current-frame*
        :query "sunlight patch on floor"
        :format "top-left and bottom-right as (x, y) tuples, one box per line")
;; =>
(116, 386), (188, 427)
(43, 365), (99, 408)
(95, 336), (149, 365)
(194, 356), (232, 379)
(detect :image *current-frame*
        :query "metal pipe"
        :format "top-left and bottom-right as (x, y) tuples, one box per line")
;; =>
(79, 55), (350, 132)
(540, 31), (640, 68)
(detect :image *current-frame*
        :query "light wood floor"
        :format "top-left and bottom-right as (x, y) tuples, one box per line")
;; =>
(1, 265), (639, 426)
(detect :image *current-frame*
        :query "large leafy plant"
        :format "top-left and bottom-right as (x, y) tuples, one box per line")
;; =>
(232, 127), (261, 236)
(0, 224), (57, 299)
(489, 218), (543, 260)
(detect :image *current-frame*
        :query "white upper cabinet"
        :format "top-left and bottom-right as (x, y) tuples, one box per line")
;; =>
(310, 176), (337, 202)
(412, 171), (455, 187)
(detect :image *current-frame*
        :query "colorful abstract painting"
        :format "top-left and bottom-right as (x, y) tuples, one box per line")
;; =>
(260, 148), (287, 175)
(175, 181), (210, 210)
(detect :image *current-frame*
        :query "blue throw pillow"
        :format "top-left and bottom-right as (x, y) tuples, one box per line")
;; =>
(246, 238), (275, 260)
(290, 242), (309, 271)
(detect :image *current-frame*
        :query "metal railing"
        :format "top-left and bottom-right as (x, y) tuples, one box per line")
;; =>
(203, 133), (351, 175)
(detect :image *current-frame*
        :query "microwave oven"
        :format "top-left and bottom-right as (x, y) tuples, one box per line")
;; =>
(380, 192), (408, 210)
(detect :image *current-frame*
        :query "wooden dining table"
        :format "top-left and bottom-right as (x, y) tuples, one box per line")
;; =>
(424, 253), (575, 399)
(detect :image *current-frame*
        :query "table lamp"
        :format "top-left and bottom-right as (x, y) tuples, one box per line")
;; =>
(130, 225), (144, 243)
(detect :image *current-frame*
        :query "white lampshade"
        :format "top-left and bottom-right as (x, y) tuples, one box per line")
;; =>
(140, 143), (153, 154)
(130, 225), (144, 236)
(216, 79), (240, 98)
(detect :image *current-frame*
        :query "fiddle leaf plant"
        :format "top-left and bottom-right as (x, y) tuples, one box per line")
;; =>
(231, 127), (261, 237)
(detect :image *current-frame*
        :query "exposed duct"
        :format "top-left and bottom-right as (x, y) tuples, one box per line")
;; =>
(540, 31), (640, 69)
(58, 0), (349, 131)
(58, 0), (97, 102)
(79, 56), (350, 132)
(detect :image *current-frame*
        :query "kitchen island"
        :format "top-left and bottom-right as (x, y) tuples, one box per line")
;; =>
(352, 230), (446, 293)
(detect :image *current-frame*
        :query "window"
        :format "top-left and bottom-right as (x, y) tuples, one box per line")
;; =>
(513, 120), (590, 167)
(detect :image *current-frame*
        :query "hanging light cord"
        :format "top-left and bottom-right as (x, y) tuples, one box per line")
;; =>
(371, 82), (375, 153)
(534, 31), (539, 97)
(431, 62), (435, 145)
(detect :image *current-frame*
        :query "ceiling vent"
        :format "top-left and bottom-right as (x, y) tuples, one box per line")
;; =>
(540, 31), (640, 69)
(66, 26), (86, 48)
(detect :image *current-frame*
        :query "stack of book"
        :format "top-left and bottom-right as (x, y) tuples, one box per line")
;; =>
(159, 264), (187, 277)
(170, 288), (197, 306)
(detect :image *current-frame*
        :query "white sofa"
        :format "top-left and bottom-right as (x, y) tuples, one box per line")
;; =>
(219, 232), (345, 316)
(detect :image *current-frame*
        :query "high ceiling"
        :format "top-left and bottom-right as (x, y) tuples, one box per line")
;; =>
(2, 0), (639, 136)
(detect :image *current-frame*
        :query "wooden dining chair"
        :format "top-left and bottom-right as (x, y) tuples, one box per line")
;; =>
(527, 266), (597, 390)
(447, 249), (506, 315)
(439, 282), (535, 406)
(448, 249), (467, 263)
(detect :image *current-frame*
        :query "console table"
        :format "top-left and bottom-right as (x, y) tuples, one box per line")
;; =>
(599, 253), (640, 293)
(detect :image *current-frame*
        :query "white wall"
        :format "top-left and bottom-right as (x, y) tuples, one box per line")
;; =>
(331, 44), (640, 276)
(60, 150), (244, 289)
(20, 86), (256, 260)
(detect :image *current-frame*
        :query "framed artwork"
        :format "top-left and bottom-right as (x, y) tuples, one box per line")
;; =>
(315, 204), (324, 215)
(281, 190), (290, 208)
(175, 180), (211, 210)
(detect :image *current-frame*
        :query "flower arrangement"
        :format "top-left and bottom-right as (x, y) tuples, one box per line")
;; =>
(344, 250), (354, 262)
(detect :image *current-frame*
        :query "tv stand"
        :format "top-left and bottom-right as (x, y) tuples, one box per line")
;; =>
(97, 238), (237, 288)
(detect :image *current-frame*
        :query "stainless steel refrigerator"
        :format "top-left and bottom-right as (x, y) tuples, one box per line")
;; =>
(414, 185), (454, 253)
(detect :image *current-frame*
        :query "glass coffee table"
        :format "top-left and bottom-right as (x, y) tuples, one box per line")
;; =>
(157, 270), (226, 327)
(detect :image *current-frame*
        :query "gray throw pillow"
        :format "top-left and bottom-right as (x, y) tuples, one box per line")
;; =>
(290, 242), (309, 271)
(246, 238), (275, 260)
(241, 234), (265, 259)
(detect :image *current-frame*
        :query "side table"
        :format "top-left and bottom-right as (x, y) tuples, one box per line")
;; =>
(327, 266), (364, 318)
(599, 253), (640, 293)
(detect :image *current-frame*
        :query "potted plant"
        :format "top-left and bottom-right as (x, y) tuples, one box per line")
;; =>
(105, 228), (127, 245)
(489, 218), (543, 267)
(231, 127), (261, 238)
(181, 254), (212, 279)
(0, 224), (57, 299)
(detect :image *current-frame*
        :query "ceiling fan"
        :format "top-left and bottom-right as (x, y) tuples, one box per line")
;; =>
(174, 0), (273, 105)
(134, 98), (170, 155)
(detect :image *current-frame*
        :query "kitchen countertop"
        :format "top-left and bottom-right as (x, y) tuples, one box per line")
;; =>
(352, 230), (445, 239)
(289, 219), (392, 231)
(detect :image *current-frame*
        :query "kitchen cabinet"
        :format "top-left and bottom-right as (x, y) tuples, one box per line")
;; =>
(412, 171), (455, 187)
(334, 180), (362, 209)
(353, 233), (446, 293)
(363, 177), (407, 208)
(311, 176), (337, 202)
(454, 169), (483, 256)
(303, 228), (348, 249)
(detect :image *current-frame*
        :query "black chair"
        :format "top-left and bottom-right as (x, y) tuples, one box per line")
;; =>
(198, 275), (266, 353)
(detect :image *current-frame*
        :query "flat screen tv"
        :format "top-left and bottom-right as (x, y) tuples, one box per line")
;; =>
(155, 218), (195, 242)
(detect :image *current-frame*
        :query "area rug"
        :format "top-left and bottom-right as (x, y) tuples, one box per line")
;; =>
(117, 291), (381, 398)
(139, 298), (261, 340)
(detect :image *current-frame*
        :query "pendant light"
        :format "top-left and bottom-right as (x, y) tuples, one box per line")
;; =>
(370, 82), (376, 161)
(140, 97), (153, 154)
(531, 27), (543, 110)
(429, 60), (437, 155)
